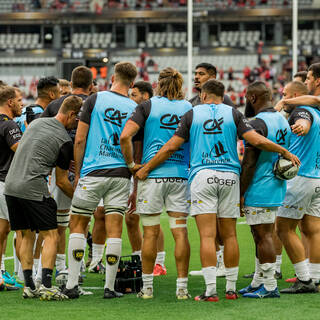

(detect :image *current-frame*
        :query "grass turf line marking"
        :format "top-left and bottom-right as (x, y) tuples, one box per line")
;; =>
(4, 256), (13, 260)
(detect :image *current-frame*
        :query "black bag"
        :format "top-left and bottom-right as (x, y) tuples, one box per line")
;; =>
(114, 255), (142, 294)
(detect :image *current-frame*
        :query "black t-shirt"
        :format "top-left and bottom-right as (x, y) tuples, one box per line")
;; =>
(41, 94), (88, 118)
(189, 94), (235, 108)
(174, 107), (252, 142)
(41, 93), (88, 143)
(288, 108), (313, 126)
(0, 114), (22, 182)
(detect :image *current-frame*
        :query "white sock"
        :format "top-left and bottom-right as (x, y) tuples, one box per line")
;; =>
(275, 255), (282, 273)
(251, 257), (263, 288)
(309, 263), (320, 283)
(104, 238), (122, 291)
(155, 251), (165, 267)
(18, 261), (24, 281)
(33, 258), (39, 279)
(216, 250), (222, 265)
(293, 260), (310, 282)
(260, 263), (277, 291)
(56, 254), (66, 272)
(202, 266), (217, 296)
(35, 256), (42, 282)
(176, 277), (188, 294)
(225, 267), (238, 292)
(13, 233), (19, 274)
(1, 254), (5, 271)
(66, 233), (86, 290)
(142, 273), (153, 291)
(132, 250), (141, 258)
(91, 243), (105, 265)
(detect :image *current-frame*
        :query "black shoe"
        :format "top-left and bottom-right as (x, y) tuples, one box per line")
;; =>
(60, 284), (80, 299)
(243, 272), (254, 279)
(275, 271), (282, 280)
(103, 288), (123, 299)
(280, 279), (319, 294)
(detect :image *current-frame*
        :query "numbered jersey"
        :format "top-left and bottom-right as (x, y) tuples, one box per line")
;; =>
(174, 103), (253, 183)
(244, 109), (291, 207)
(79, 91), (137, 178)
(130, 96), (192, 179)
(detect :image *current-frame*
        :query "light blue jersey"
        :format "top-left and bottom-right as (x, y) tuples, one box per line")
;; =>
(142, 96), (192, 179)
(80, 91), (136, 178)
(15, 105), (44, 133)
(289, 106), (320, 179)
(189, 103), (241, 183)
(244, 111), (291, 207)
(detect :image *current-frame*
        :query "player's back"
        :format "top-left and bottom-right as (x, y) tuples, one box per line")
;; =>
(142, 96), (192, 179)
(80, 91), (137, 177)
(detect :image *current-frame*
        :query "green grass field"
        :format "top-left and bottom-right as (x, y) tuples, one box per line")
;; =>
(0, 216), (318, 320)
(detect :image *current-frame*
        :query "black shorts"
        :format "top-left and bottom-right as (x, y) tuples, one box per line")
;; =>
(5, 195), (58, 231)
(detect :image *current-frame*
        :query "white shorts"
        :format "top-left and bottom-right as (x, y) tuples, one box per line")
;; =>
(72, 176), (131, 217)
(136, 178), (190, 214)
(0, 181), (9, 221)
(277, 175), (320, 220)
(49, 168), (73, 211)
(190, 169), (240, 218)
(245, 206), (278, 225)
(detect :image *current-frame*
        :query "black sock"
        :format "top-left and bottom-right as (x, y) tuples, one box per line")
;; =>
(42, 268), (53, 288)
(23, 269), (35, 290)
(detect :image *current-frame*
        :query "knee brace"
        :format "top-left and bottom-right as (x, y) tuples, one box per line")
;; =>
(169, 216), (187, 229)
(140, 214), (161, 227)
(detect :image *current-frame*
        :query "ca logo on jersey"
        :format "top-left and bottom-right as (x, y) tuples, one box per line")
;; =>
(203, 117), (224, 134)
(160, 113), (180, 130)
(276, 128), (287, 145)
(104, 108), (128, 127)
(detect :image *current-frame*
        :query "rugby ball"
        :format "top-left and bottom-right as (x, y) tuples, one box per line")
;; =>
(55, 270), (68, 286)
(273, 158), (299, 180)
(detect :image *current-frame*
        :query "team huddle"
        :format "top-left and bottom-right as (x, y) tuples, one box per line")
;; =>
(0, 60), (319, 302)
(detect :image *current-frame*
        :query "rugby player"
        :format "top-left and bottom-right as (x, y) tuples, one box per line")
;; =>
(133, 79), (299, 301)
(239, 81), (291, 298)
(189, 63), (234, 107)
(121, 68), (192, 299)
(5, 95), (82, 300)
(128, 80), (167, 276)
(0, 86), (23, 291)
(189, 62), (234, 277)
(59, 79), (72, 96)
(41, 66), (93, 275)
(63, 62), (138, 299)
(15, 76), (60, 132)
(276, 63), (320, 293)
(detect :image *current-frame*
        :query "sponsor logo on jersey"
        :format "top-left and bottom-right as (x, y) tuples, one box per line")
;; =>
(160, 113), (180, 130)
(104, 108), (128, 127)
(203, 117), (224, 134)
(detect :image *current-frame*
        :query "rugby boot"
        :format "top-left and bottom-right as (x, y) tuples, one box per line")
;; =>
(280, 279), (319, 294)
(239, 283), (263, 295)
(243, 285), (280, 298)
(194, 292), (219, 302)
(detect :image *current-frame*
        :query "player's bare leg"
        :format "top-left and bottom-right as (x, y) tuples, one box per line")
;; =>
(125, 212), (142, 254)
(154, 226), (167, 276)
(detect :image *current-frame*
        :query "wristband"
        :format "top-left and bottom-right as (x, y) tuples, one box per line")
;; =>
(127, 161), (135, 169)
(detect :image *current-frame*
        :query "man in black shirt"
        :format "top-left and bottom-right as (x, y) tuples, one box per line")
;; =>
(0, 86), (22, 290)
(189, 63), (235, 108)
